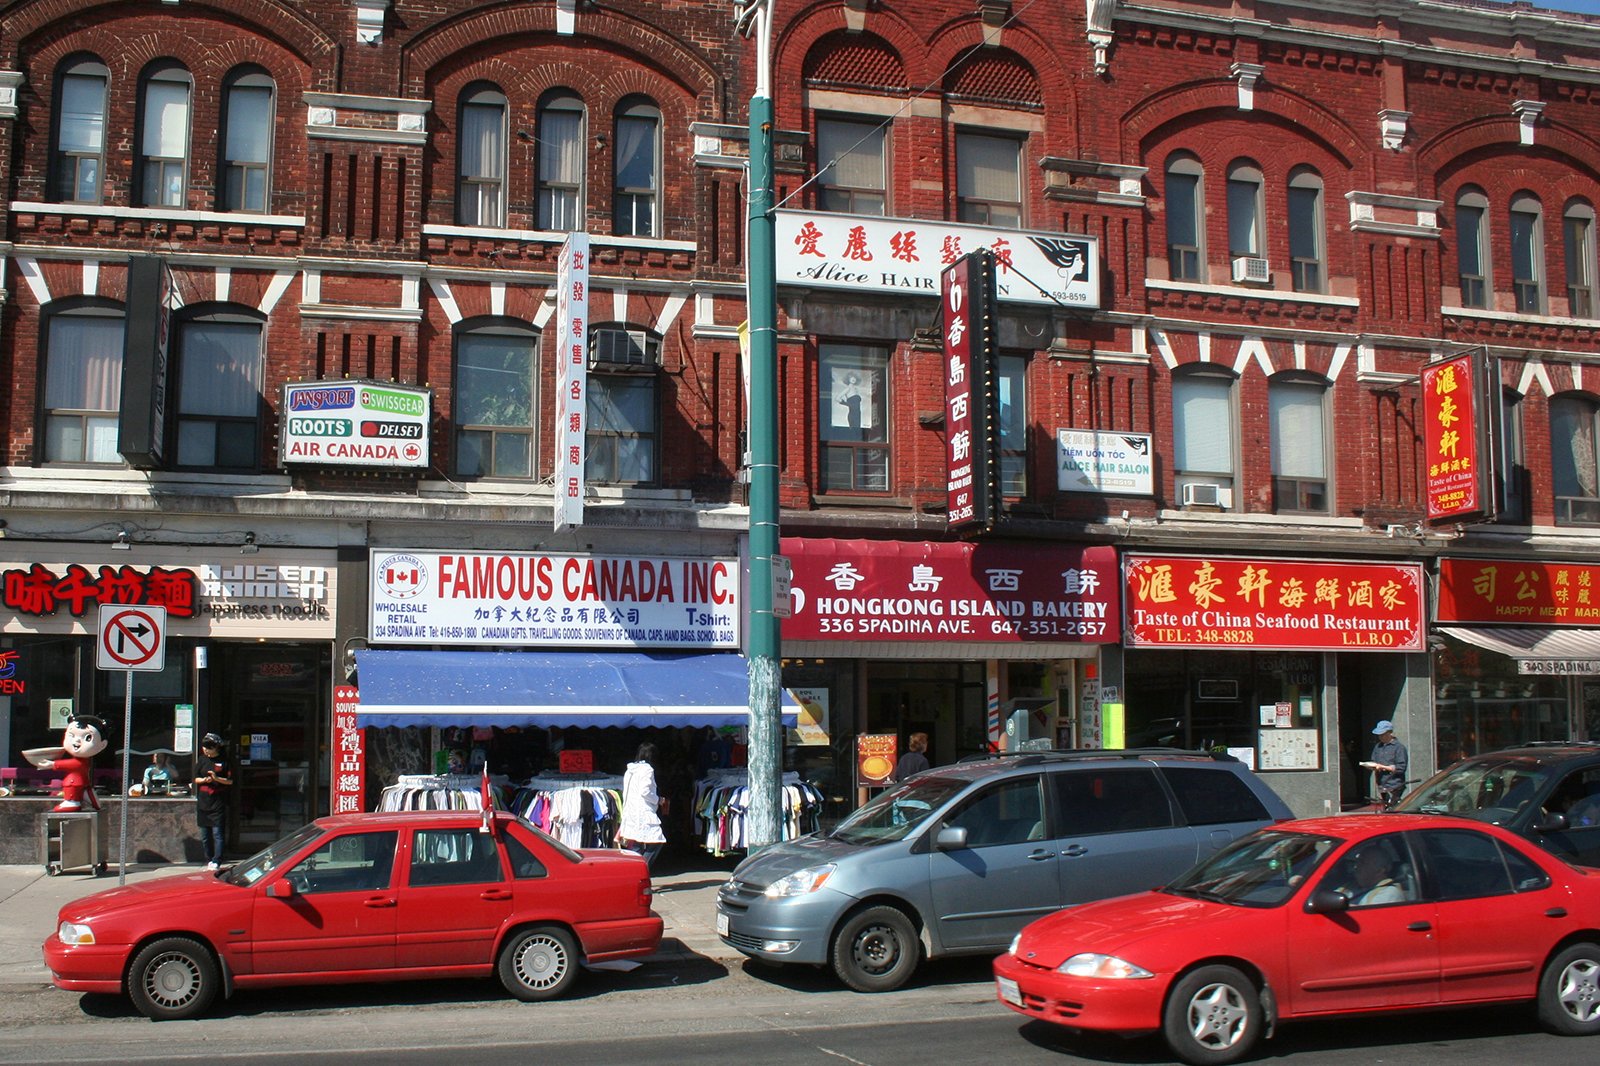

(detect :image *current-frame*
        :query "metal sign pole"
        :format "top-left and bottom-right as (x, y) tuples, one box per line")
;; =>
(119, 670), (132, 886)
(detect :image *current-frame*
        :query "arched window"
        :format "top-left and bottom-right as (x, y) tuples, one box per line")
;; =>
(174, 307), (265, 470)
(536, 91), (585, 232)
(587, 325), (661, 485)
(1226, 159), (1264, 259)
(1288, 167), (1325, 294)
(1510, 192), (1544, 314)
(454, 320), (538, 478)
(1456, 187), (1491, 309)
(612, 98), (660, 237)
(1269, 374), (1329, 513)
(137, 61), (192, 208)
(1172, 367), (1236, 509)
(220, 68), (275, 213)
(1165, 153), (1204, 281)
(51, 56), (109, 204)
(1551, 393), (1600, 525)
(1564, 199), (1595, 319)
(457, 83), (506, 227)
(41, 302), (125, 464)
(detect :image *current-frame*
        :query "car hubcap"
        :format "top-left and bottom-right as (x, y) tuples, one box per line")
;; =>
(1187, 982), (1248, 1050)
(1559, 958), (1600, 1022)
(853, 924), (900, 975)
(515, 936), (569, 990)
(145, 952), (200, 1008)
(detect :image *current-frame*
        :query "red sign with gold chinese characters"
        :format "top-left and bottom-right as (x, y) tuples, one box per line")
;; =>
(1422, 353), (1488, 524)
(1124, 555), (1425, 652)
(1438, 558), (1600, 626)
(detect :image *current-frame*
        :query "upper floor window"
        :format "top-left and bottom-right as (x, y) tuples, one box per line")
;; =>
(220, 69), (274, 213)
(820, 343), (889, 493)
(1172, 368), (1236, 509)
(1510, 192), (1544, 314)
(816, 117), (887, 215)
(174, 312), (264, 470)
(1456, 188), (1491, 309)
(1165, 153), (1203, 282)
(1551, 393), (1600, 525)
(457, 83), (506, 227)
(51, 57), (109, 204)
(1226, 160), (1263, 259)
(1270, 376), (1329, 513)
(455, 322), (537, 478)
(1288, 167), (1325, 293)
(137, 61), (192, 209)
(1498, 387), (1527, 524)
(42, 306), (124, 464)
(1565, 200), (1595, 319)
(998, 354), (1027, 497)
(587, 327), (660, 485)
(612, 99), (660, 238)
(537, 91), (585, 232)
(956, 131), (1021, 227)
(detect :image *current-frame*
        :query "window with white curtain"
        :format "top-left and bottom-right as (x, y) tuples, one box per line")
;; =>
(1173, 370), (1235, 507)
(1288, 167), (1324, 293)
(537, 92), (585, 232)
(221, 69), (273, 213)
(1165, 153), (1203, 281)
(53, 58), (109, 204)
(1270, 377), (1329, 513)
(175, 315), (264, 469)
(43, 308), (125, 464)
(612, 99), (659, 237)
(1227, 160), (1263, 258)
(1565, 201), (1596, 319)
(458, 84), (506, 227)
(816, 117), (887, 215)
(956, 131), (1022, 227)
(1551, 393), (1600, 525)
(1456, 188), (1490, 308)
(138, 62), (192, 208)
(455, 322), (538, 479)
(1510, 192), (1544, 314)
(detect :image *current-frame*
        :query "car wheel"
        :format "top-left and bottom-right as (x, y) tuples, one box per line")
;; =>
(829, 904), (918, 993)
(1162, 964), (1262, 1066)
(498, 926), (579, 1002)
(1538, 942), (1600, 1035)
(127, 937), (219, 1021)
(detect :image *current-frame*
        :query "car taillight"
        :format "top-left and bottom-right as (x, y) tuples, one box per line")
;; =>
(639, 878), (653, 909)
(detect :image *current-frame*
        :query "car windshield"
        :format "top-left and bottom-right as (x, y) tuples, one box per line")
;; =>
(1165, 830), (1340, 908)
(1397, 755), (1553, 824)
(224, 822), (326, 886)
(828, 775), (970, 846)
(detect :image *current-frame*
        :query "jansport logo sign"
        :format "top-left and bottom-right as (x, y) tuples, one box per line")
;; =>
(280, 380), (432, 469)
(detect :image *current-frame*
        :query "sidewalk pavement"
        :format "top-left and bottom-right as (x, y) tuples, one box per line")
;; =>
(0, 857), (742, 993)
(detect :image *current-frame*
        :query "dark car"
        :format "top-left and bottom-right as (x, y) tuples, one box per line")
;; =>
(717, 748), (1292, 992)
(1394, 742), (1600, 866)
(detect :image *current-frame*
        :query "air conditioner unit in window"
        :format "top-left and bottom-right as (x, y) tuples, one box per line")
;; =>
(1232, 256), (1271, 284)
(1181, 482), (1223, 508)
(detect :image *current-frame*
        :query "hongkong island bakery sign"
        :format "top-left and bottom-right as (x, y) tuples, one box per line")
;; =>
(370, 550), (739, 648)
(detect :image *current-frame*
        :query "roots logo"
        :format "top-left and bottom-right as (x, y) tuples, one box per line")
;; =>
(377, 555), (428, 599)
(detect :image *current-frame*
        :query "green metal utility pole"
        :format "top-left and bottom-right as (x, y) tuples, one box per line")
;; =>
(738, 0), (782, 850)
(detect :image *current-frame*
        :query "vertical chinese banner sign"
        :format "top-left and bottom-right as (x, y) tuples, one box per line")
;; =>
(942, 250), (998, 534)
(1422, 351), (1489, 525)
(554, 233), (590, 532)
(331, 685), (366, 814)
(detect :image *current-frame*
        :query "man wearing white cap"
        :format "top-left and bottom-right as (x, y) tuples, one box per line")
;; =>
(1369, 720), (1409, 808)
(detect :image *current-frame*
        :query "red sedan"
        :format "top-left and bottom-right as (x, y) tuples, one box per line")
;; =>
(994, 814), (1600, 1064)
(43, 810), (662, 1020)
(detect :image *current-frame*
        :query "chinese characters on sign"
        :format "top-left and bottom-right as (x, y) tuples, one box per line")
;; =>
(331, 686), (365, 815)
(1056, 429), (1155, 495)
(1438, 558), (1600, 626)
(1124, 555), (1425, 652)
(942, 252), (997, 532)
(554, 233), (590, 532)
(1421, 353), (1486, 524)
(782, 539), (1119, 644)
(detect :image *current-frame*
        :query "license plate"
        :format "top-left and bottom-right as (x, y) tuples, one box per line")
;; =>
(716, 911), (730, 937)
(996, 976), (1022, 1006)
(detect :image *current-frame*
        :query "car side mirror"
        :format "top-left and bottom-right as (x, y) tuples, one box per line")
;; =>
(935, 826), (968, 851)
(266, 879), (297, 899)
(1535, 811), (1569, 833)
(1304, 886), (1350, 915)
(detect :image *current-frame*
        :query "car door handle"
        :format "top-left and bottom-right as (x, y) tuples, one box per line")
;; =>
(1547, 907), (1569, 918)
(1026, 849), (1053, 862)
(480, 889), (513, 901)
(1407, 921), (1431, 932)
(1061, 844), (1088, 858)
(363, 896), (397, 908)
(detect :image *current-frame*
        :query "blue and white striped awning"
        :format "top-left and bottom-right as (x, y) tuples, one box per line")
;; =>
(353, 649), (797, 729)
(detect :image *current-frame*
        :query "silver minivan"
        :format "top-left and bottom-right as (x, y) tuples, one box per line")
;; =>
(715, 750), (1293, 991)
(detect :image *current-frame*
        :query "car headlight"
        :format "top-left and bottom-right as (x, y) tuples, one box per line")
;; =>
(1009, 934), (1022, 956)
(58, 921), (95, 946)
(763, 864), (837, 898)
(1058, 953), (1153, 979)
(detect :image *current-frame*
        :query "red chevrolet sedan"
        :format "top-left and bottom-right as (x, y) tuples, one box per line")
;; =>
(44, 810), (662, 1020)
(994, 814), (1600, 1064)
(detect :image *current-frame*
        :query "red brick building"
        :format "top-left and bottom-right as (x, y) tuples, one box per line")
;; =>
(0, 0), (1597, 839)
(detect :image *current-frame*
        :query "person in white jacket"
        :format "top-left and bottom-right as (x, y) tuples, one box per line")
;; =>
(617, 743), (667, 869)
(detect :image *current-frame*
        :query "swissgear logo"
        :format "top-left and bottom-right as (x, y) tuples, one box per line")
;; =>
(377, 555), (428, 599)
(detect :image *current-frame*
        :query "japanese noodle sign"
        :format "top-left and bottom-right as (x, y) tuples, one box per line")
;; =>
(1438, 558), (1600, 626)
(1124, 555), (1425, 652)
(1422, 352), (1488, 524)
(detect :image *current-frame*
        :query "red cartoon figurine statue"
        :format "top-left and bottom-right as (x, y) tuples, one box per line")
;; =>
(24, 715), (109, 812)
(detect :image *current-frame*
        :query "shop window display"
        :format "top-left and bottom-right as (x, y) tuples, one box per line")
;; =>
(1434, 634), (1571, 766)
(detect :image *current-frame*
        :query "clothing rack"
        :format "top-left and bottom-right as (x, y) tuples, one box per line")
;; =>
(512, 774), (625, 849)
(693, 770), (820, 856)
(378, 773), (500, 812)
